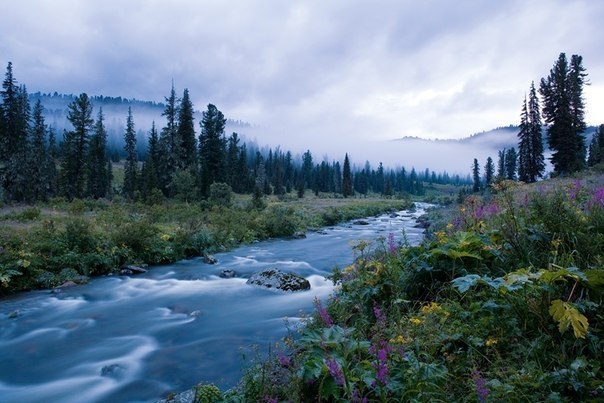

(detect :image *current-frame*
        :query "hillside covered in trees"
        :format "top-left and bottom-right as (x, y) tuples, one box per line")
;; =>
(0, 62), (471, 205)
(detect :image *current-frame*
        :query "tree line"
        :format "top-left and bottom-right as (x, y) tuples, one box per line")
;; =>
(0, 62), (470, 204)
(471, 52), (603, 192)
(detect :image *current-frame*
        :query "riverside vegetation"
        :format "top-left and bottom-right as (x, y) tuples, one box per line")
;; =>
(189, 171), (603, 403)
(0, 189), (413, 294)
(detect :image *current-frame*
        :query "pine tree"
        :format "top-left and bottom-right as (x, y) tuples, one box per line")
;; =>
(496, 149), (506, 181)
(587, 124), (604, 166)
(540, 53), (588, 174)
(528, 82), (545, 181)
(176, 88), (196, 171)
(140, 122), (161, 199)
(517, 95), (531, 182)
(158, 83), (179, 197)
(472, 158), (480, 192)
(86, 108), (111, 199)
(484, 156), (495, 187)
(26, 99), (49, 201)
(342, 153), (353, 197)
(123, 107), (138, 199)
(198, 103), (226, 197)
(62, 93), (93, 200)
(0, 63), (30, 201)
(505, 148), (517, 180)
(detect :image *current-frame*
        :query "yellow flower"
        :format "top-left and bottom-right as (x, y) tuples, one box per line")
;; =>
(421, 302), (440, 314)
(409, 317), (423, 326)
(485, 337), (498, 347)
(390, 335), (414, 344)
(446, 223), (454, 231)
(160, 233), (171, 241)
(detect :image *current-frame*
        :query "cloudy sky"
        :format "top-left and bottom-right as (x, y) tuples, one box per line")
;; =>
(2, 0), (603, 166)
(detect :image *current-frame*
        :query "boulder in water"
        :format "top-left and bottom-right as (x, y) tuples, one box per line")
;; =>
(246, 268), (310, 292)
(119, 264), (148, 275)
(219, 269), (237, 278)
(203, 253), (218, 264)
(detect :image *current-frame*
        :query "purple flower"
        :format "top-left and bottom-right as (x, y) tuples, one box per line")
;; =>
(370, 339), (392, 387)
(314, 298), (333, 327)
(277, 354), (290, 368)
(586, 187), (604, 211)
(472, 370), (489, 403)
(263, 396), (278, 403)
(373, 303), (386, 327)
(325, 357), (345, 387)
(352, 387), (368, 403)
(387, 232), (396, 254)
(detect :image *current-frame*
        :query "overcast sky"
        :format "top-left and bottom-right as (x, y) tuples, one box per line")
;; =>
(2, 0), (603, 162)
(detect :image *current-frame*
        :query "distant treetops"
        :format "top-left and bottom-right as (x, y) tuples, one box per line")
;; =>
(0, 62), (470, 204)
(471, 52), (601, 193)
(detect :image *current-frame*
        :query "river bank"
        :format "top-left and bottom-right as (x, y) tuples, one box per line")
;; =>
(0, 195), (413, 294)
(0, 203), (430, 402)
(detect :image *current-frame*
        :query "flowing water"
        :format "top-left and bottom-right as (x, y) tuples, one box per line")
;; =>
(0, 204), (430, 402)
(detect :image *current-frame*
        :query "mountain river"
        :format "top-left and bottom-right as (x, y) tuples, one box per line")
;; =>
(0, 203), (430, 402)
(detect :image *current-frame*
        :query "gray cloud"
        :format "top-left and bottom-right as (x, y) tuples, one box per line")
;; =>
(2, 0), (603, 169)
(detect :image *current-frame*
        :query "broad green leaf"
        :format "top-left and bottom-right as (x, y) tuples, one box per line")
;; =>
(548, 299), (589, 339)
(450, 274), (481, 292)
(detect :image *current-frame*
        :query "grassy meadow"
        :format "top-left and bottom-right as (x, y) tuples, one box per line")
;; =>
(0, 190), (413, 294)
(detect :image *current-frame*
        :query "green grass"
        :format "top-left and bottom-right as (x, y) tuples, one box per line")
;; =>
(0, 192), (413, 294)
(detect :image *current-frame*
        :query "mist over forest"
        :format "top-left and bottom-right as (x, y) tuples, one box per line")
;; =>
(28, 91), (556, 176)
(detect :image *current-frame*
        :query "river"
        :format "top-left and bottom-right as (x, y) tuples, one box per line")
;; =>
(0, 203), (430, 403)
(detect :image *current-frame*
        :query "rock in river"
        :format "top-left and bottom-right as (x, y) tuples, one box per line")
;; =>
(246, 268), (311, 292)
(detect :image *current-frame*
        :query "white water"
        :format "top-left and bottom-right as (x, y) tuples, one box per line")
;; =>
(0, 204), (430, 402)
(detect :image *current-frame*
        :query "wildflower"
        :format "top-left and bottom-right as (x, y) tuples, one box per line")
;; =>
(586, 187), (604, 211)
(485, 337), (498, 347)
(325, 357), (345, 387)
(409, 317), (423, 326)
(277, 354), (290, 368)
(387, 232), (396, 254)
(420, 302), (440, 314)
(263, 396), (278, 403)
(314, 298), (333, 327)
(373, 303), (386, 327)
(369, 340), (392, 387)
(390, 335), (413, 344)
(472, 370), (489, 403)
(446, 222), (454, 231)
(160, 233), (171, 241)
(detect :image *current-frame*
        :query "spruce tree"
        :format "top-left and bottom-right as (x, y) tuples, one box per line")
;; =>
(26, 99), (49, 201)
(505, 148), (517, 180)
(86, 108), (111, 199)
(484, 156), (495, 187)
(527, 82), (545, 181)
(0, 63), (30, 201)
(342, 153), (353, 197)
(158, 83), (179, 197)
(176, 88), (196, 171)
(518, 95), (531, 182)
(472, 158), (480, 192)
(140, 122), (161, 199)
(123, 107), (138, 199)
(587, 124), (604, 166)
(62, 93), (93, 200)
(198, 103), (226, 197)
(540, 53), (587, 174)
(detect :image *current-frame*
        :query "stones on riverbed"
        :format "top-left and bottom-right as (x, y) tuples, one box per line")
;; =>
(246, 268), (311, 292)
(291, 231), (306, 239)
(202, 253), (218, 264)
(219, 269), (237, 278)
(100, 363), (126, 379)
(119, 264), (148, 275)
(353, 219), (370, 225)
(414, 215), (431, 229)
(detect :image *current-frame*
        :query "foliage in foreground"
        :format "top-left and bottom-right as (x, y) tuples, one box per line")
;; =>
(0, 196), (411, 294)
(223, 178), (604, 402)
